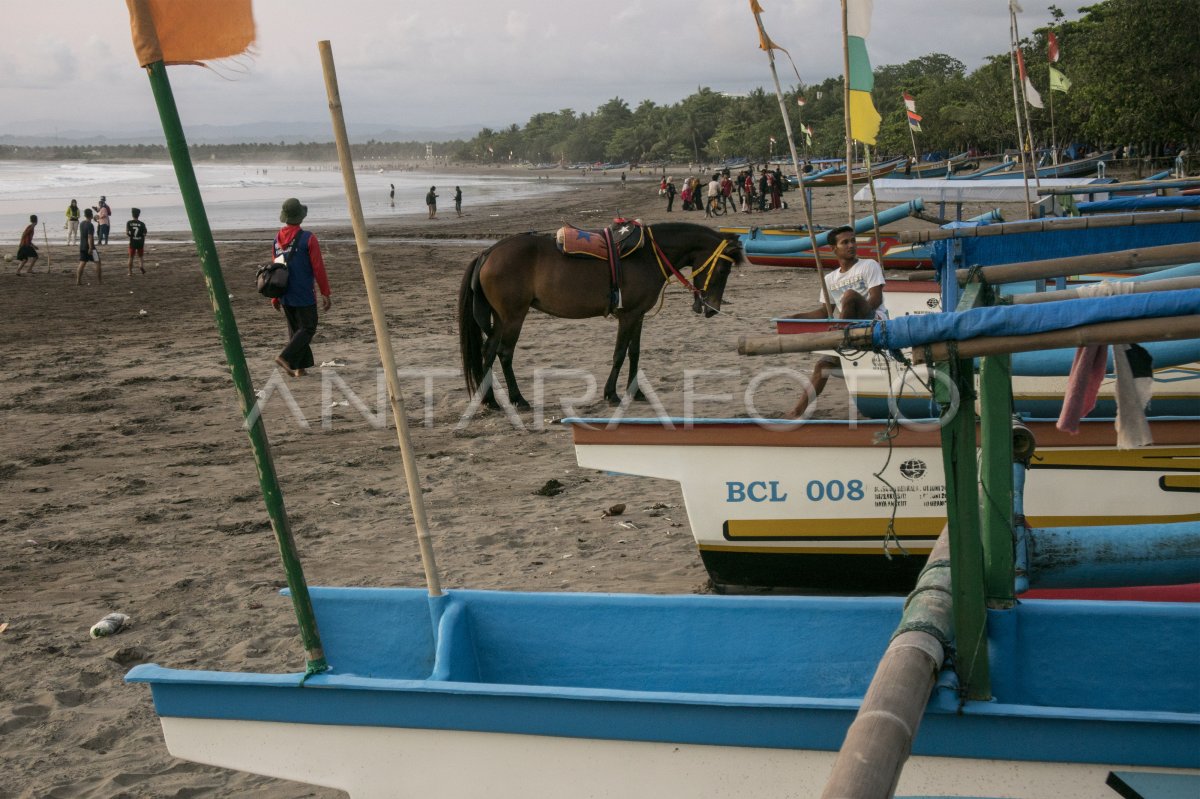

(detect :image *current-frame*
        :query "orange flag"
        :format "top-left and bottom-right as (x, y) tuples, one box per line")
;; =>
(127, 0), (255, 67)
(749, 0), (781, 51)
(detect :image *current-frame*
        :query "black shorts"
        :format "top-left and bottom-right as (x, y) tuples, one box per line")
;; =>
(17, 245), (37, 260)
(129, 242), (145, 253)
(79, 249), (95, 262)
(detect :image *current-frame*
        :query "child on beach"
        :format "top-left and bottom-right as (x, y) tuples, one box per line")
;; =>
(126, 208), (147, 275)
(76, 208), (101, 285)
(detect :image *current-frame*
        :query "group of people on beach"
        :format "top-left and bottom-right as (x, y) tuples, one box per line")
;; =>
(14, 196), (146, 282)
(660, 164), (789, 216)
(423, 185), (464, 219)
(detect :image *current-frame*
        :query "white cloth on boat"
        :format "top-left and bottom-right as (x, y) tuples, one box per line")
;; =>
(1113, 343), (1154, 449)
(1074, 279), (1137, 298)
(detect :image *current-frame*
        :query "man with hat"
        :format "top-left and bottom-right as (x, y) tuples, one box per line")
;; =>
(272, 198), (332, 378)
(126, 208), (147, 275)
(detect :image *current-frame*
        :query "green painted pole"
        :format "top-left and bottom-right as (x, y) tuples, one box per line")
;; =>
(934, 356), (990, 700)
(979, 353), (1016, 608)
(143, 61), (327, 675)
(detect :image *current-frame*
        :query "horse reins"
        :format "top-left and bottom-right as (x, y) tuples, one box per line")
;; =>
(645, 226), (737, 315)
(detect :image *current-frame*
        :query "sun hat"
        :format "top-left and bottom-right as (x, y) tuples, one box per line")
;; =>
(280, 198), (307, 225)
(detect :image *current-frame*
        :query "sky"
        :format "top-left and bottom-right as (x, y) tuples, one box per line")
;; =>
(2, 0), (1091, 140)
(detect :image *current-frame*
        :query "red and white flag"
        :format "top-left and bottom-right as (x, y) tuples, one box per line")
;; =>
(903, 91), (917, 113)
(1048, 31), (1060, 62)
(1016, 49), (1044, 109)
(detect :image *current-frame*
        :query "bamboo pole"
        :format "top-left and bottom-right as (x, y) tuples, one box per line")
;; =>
(821, 529), (952, 798)
(1012, 275), (1200, 304)
(908, 241), (1200, 285)
(1036, 177), (1200, 195)
(840, 0), (855, 226)
(139, 56), (326, 674)
(749, 7), (832, 316)
(864, 144), (884, 269)
(739, 312), (1200, 358)
(41, 222), (51, 270)
(319, 41), (442, 597)
(898, 209), (1200, 243)
(1007, 6), (1035, 220)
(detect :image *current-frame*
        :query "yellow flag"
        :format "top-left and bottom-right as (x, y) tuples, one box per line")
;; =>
(749, 0), (780, 51)
(127, 0), (255, 67)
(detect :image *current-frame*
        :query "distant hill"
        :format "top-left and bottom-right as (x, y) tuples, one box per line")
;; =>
(0, 120), (482, 146)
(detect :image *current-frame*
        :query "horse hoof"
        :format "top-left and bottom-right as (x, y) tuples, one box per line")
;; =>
(605, 395), (621, 406)
(511, 398), (531, 410)
(632, 392), (648, 402)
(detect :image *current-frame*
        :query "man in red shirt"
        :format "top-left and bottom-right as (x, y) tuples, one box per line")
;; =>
(16, 215), (39, 275)
(271, 198), (332, 378)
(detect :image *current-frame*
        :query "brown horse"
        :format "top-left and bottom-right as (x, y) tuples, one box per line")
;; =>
(458, 221), (743, 408)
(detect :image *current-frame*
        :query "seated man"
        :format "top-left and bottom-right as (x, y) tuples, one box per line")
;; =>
(784, 225), (887, 418)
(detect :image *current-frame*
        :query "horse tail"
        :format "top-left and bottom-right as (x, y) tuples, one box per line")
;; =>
(458, 250), (493, 396)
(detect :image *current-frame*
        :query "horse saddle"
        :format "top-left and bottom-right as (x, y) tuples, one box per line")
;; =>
(555, 220), (645, 260)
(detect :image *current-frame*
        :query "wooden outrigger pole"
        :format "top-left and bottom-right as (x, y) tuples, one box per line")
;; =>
(318, 41), (443, 597)
(127, 0), (326, 675)
(749, 0), (833, 316)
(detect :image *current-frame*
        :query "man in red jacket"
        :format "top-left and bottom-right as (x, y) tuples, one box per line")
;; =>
(271, 198), (332, 378)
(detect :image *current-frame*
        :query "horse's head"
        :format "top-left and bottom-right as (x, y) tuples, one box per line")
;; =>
(691, 232), (742, 317)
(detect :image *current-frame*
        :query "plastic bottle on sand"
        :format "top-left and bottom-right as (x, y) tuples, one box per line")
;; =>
(90, 613), (130, 638)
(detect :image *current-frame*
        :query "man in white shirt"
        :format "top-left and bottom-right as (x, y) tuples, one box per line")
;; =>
(704, 174), (721, 218)
(784, 225), (887, 418)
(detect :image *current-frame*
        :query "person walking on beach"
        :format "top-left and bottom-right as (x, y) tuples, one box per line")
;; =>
(15, 215), (39, 275)
(94, 198), (111, 245)
(271, 198), (331, 378)
(389, 183), (395, 207)
(65, 199), (80, 246)
(453, 186), (463, 217)
(75, 208), (101, 285)
(665, 177), (676, 211)
(126, 208), (147, 275)
(783, 225), (887, 418)
(426, 186), (438, 219)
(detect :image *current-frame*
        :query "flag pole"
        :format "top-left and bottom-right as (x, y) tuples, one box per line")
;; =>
(905, 93), (920, 168)
(864, 144), (885, 269)
(749, 1), (833, 316)
(841, 0), (856, 226)
(1011, 11), (1044, 197)
(131, 9), (327, 674)
(1007, 4), (1035, 219)
(318, 40), (443, 597)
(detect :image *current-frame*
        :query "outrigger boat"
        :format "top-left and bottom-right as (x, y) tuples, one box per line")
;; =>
(131, 282), (1200, 799)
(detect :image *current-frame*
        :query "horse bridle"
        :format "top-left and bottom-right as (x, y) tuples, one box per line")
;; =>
(645, 226), (738, 315)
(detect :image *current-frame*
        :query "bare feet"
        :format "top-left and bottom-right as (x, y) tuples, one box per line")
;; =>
(274, 355), (299, 377)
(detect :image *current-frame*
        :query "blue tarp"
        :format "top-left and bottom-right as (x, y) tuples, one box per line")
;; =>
(931, 217), (1200, 269)
(872, 289), (1200, 350)
(1078, 196), (1200, 213)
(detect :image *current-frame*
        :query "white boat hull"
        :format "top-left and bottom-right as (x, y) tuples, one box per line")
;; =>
(158, 715), (1192, 799)
(570, 419), (1199, 590)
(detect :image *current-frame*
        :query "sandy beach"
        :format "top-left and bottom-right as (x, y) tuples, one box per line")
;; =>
(0, 169), (1020, 797)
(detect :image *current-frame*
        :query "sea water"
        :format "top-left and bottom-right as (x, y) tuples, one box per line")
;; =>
(0, 161), (573, 245)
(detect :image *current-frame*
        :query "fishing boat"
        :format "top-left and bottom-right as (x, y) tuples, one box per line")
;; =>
(798, 156), (907, 186)
(567, 417), (1199, 592)
(889, 151), (971, 180)
(129, 292), (1200, 798)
